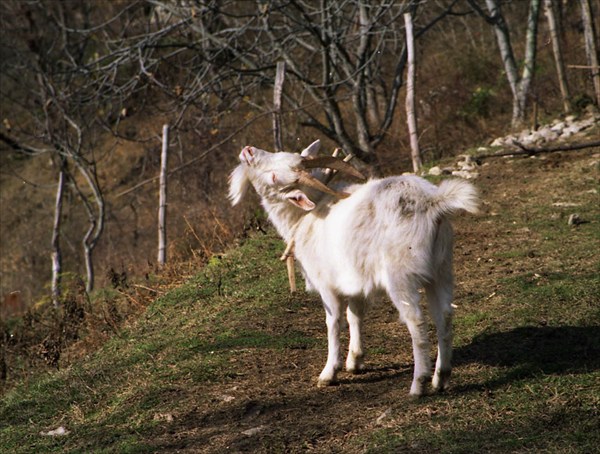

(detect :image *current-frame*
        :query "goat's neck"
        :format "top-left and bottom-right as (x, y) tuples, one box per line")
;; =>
(261, 199), (305, 242)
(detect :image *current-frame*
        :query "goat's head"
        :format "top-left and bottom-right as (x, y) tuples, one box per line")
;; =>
(229, 140), (364, 211)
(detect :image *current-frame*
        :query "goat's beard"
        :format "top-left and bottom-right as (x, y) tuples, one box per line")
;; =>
(228, 165), (251, 206)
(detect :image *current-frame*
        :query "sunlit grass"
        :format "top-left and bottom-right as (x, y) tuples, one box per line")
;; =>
(1, 152), (599, 453)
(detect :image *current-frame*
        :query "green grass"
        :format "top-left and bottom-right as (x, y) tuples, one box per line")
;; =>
(1, 233), (311, 453)
(364, 367), (600, 453)
(3, 223), (597, 452)
(1, 155), (599, 452)
(359, 163), (600, 453)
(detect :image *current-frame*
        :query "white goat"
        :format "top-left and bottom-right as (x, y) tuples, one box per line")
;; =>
(229, 142), (479, 396)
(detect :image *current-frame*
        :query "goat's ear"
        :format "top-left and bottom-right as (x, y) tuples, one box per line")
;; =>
(300, 140), (321, 157)
(228, 165), (250, 205)
(285, 189), (315, 211)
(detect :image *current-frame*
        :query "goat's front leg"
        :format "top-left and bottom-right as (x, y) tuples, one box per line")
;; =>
(317, 291), (345, 387)
(346, 297), (366, 374)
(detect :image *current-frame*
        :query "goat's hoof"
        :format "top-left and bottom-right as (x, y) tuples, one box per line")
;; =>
(347, 367), (364, 375)
(409, 375), (432, 397)
(317, 378), (335, 388)
(408, 392), (424, 401)
(346, 361), (365, 375)
(432, 369), (451, 392)
(317, 372), (339, 387)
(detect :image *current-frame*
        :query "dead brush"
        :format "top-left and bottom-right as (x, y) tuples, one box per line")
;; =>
(1, 272), (147, 388)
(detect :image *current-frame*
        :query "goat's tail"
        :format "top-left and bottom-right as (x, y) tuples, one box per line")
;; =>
(435, 179), (479, 216)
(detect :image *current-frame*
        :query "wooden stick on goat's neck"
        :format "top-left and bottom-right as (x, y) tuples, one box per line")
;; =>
(280, 228), (297, 293)
(281, 149), (355, 293)
(280, 239), (295, 261)
(286, 255), (296, 292)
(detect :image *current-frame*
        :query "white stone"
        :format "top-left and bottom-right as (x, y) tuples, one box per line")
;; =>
(560, 130), (573, 139)
(530, 131), (545, 143)
(242, 425), (268, 436)
(428, 166), (442, 176)
(376, 407), (393, 425)
(552, 202), (580, 207)
(567, 213), (582, 225)
(563, 123), (583, 135)
(452, 170), (479, 179)
(518, 129), (533, 141)
(520, 133), (538, 145)
(40, 426), (70, 437)
(539, 128), (559, 141)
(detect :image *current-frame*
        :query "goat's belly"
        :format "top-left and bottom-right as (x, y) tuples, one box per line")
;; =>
(298, 247), (383, 298)
(333, 269), (380, 297)
(295, 205), (397, 296)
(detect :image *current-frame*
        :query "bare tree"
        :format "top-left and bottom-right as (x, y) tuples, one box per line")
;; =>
(260, 0), (429, 162)
(51, 157), (67, 307)
(404, 9), (422, 172)
(158, 124), (169, 267)
(0, 0), (162, 295)
(469, 0), (542, 129)
(273, 61), (286, 152)
(7, 0), (558, 303)
(579, 0), (600, 106)
(147, 0), (459, 165)
(544, 0), (571, 113)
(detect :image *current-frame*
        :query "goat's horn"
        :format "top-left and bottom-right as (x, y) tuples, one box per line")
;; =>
(297, 171), (350, 198)
(301, 156), (366, 180)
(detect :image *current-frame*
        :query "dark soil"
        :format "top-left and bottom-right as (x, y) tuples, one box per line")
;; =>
(144, 147), (600, 453)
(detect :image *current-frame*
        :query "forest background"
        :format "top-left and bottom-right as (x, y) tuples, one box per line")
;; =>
(0, 0), (598, 313)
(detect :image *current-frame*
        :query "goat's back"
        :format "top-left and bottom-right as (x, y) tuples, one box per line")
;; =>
(295, 176), (477, 295)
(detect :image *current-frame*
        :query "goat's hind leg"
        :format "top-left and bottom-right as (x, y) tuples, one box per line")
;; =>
(345, 297), (367, 374)
(317, 290), (345, 387)
(390, 284), (432, 397)
(425, 271), (454, 392)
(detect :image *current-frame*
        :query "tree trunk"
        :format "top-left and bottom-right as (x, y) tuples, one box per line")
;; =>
(484, 0), (519, 98)
(158, 124), (169, 267)
(515, 0), (541, 129)
(273, 61), (285, 152)
(544, 0), (571, 113)
(579, 0), (600, 106)
(51, 159), (66, 307)
(82, 239), (95, 294)
(353, 2), (375, 157)
(404, 11), (422, 173)
(483, 0), (541, 129)
(74, 162), (105, 294)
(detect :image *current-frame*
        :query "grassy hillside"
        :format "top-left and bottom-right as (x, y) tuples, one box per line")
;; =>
(1, 146), (599, 453)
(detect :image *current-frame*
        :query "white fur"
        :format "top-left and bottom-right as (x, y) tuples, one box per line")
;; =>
(229, 144), (479, 396)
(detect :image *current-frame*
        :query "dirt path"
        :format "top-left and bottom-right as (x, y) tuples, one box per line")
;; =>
(148, 148), (599, 453)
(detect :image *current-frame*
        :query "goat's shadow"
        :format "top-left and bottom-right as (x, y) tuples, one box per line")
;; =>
(452, 325), (600, 391)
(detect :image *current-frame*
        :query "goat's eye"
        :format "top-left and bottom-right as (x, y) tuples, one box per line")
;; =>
(271, 172), (277, 184)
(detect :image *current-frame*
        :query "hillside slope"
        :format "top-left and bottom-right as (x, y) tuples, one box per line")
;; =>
(1, 145), (599, 453)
